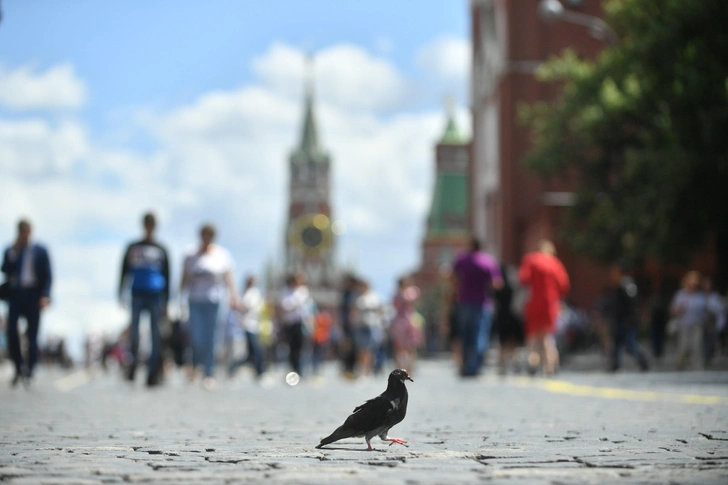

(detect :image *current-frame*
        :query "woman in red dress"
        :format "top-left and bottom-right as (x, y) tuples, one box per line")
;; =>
(519, 240), (570, 375)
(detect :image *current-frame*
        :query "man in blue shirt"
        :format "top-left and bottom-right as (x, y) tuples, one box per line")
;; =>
(2, 219), (52, 387)
(119, 212), (170, 387)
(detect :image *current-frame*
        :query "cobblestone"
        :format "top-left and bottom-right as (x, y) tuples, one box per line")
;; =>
(1, 360), (727, 484)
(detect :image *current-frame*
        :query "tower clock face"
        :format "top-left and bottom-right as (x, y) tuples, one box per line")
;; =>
(288, 213), (333, 258)
(301, 226), (323, 248)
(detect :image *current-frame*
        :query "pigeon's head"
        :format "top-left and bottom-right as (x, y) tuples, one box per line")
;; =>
(390, 368), (413, 383)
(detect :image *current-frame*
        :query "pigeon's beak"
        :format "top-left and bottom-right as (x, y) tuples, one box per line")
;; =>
(406, 376), (414, 382)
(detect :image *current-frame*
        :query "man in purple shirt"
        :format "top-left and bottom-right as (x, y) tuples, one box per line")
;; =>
(453, 238), (503, 377)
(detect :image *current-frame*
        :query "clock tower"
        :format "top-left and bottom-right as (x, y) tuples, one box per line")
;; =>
(284, 60), (339, 309)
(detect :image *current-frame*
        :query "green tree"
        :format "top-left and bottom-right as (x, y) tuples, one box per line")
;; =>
(521, 0), (728, 288)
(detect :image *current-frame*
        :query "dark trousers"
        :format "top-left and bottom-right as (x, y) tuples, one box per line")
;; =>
(285, 321), (304, 375)
(129, 293), (163, 376)
(312, 341), (326, 375)
(229, 331), (264, 377)
(341, 323), (357, 374)
(612, 321), (649, 370)
(6, 288), (42, 376)
(703, 321), (717, 367)
(650, 320), (666, 359)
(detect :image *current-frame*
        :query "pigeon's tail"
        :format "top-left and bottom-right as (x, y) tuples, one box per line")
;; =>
(316, 425), (355, 449)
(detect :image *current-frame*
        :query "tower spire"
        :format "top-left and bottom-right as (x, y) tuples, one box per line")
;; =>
(299, 53), (319, 156)
(439, 95), (465, 145)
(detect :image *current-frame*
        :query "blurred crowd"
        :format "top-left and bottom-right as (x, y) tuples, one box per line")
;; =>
(3, 214), (727, 390)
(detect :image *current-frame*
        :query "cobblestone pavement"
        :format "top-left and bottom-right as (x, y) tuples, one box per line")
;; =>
(1, 359), (727, 484)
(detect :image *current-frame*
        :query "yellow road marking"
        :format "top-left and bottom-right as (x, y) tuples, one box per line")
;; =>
(510, 376), (728, 405)
(53, 370), (92, 392)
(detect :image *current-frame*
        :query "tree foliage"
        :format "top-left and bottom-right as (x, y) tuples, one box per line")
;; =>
(522, 0), (728, 274)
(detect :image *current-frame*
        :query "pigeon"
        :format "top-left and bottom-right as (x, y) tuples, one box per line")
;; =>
(316, 368), (413, 450)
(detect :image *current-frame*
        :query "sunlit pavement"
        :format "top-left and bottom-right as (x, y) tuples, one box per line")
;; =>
(1, 357), (727, 485)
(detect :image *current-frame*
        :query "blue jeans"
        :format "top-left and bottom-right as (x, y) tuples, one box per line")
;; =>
(459, 304), (493, 376)
(189, 301), (220, 377)
(229, 331), (264, 377)
(130, 293), (163, 375)
(312, 342), (326, 375)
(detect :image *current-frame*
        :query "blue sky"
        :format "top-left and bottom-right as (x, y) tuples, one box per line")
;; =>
(0, 0), (471, 358)
(1, 1), (466, 121)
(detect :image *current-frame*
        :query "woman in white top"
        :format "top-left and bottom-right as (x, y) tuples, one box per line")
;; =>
(181, 224), (236, 386)
(670, 270), (707, 370)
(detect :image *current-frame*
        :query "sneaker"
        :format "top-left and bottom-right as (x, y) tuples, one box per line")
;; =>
(23, 368), (33, 389)
(146, 371), (162, 388)
(125, 365), (136, 382)
(202, 377), (216, 391)
(11, 370), (22, 388)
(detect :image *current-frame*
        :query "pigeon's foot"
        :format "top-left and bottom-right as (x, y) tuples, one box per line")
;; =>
(384, 437), (408, 447)
(315, 444), (323, 449)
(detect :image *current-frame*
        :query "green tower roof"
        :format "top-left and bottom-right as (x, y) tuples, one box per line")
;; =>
(439, 115), (466, 145)
(427, 172), (469, 235)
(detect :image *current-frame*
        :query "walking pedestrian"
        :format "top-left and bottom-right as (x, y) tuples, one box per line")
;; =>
(311, 310), (332, 376)
(452, 238), (503, 377)
(352, 278), (385, 377)
(278, 272), (312, 376)
(519, 240), (570, 376)
(701, 276), (725, 368)
(118, 212), (170, 386)
(389, 276), (422, 374)
(607, 263), (649, 372)
(1, 219), (52, 387)
(648, 287), (670, 360)
(441, 270), (462, 370)
(339, 274), (358, 379)
(228, 275), (265, 379)
(180, 223), (236, 389)
(494, 263), (524, 375)
(670, 270), (706, 371)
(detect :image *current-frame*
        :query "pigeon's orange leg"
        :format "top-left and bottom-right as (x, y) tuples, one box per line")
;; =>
(384, 437), (408, 447)
(365, 438), (374, 451)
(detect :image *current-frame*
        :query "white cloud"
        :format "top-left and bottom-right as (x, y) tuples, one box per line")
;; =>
(416, 36), (471, 106)
(252, 42), (412, 112)
(417, 36), (471, 82)
(1, 40), (473, 361)
(0, 63), (87, 110)
(0, 119), (89, 179)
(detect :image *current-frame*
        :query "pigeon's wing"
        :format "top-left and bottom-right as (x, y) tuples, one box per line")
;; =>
(344, 395), (401, 432)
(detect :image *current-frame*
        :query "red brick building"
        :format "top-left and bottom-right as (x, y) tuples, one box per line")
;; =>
(469, 0), (718, 307)
(470, 0), (613, 309)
